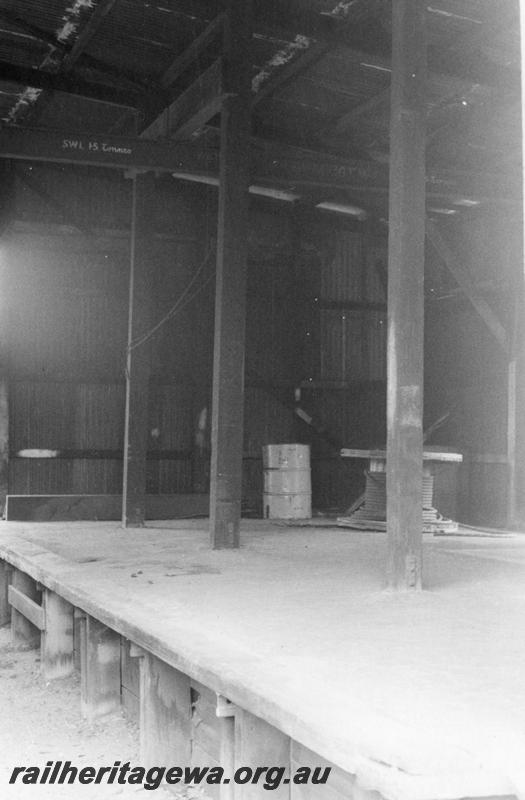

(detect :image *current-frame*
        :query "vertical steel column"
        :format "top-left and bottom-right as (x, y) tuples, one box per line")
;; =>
(122, 171), (155, 527)
(386, 1), (427, 589)
(209, 0), (252, 548)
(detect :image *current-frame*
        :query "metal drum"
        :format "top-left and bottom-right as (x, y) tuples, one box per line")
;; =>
(262, 444), (312, 519)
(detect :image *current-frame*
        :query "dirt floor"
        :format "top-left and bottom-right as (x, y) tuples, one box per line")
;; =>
(0, 626), (174, 799)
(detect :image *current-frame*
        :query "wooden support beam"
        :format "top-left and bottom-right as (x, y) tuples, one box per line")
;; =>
(41, 590), (74, 680)
(122, 172), (155, 528)
(8, 585), (44, 631)
(80, 615), (121, 721)
(121, 638), (140, 721)
(10, 570), (41, 647)
(426, 219), (508, 350)
(218, 701), (235, 800)
(137, 652), (192, 769)
(0, 561), (9, 627)
(209, 0), (252, 548)
(142, 59), (225, 141)
(386, 0), (427, 590)
(161, 13), (226, 89)
(234, 710), (290, 800)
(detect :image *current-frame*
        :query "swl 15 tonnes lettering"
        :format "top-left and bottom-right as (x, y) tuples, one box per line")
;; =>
(61, 139), (132, 155)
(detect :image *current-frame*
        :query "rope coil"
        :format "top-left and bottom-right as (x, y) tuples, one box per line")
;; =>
(338, 470), (458, 532)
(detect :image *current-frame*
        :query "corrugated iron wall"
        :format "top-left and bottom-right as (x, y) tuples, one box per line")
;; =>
(6, 168), (392, 512)
(319, 230), (386, 383)
(7, 168), (204, 497)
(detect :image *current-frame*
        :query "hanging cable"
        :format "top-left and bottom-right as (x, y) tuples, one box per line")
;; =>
(127, 247), (215, 353)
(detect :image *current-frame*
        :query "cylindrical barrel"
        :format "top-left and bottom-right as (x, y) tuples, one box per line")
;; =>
(262, 444), (311, 519)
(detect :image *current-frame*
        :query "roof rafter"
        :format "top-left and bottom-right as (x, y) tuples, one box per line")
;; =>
(161, 12), (225, 90)
(59, 0), (119, 73)
(252, 38), (328, 105)
(0, 61), (139, 109)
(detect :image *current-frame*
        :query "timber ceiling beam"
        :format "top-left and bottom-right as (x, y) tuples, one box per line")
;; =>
(426, 218), (507, 350)
(141, 59), (225, 141)
(0, 127), (517, 207)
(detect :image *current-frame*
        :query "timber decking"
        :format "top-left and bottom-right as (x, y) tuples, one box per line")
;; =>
(0, 519), (523, 800)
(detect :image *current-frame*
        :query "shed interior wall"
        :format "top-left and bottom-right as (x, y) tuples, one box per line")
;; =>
(2, 163), (519, 522)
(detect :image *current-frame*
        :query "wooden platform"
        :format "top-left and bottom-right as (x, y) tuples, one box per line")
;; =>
(0, 519), (524, 800)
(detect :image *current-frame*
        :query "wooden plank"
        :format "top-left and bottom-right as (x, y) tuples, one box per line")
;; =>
(386, 0), (427, 590)
(139, 652), (192, 769)
(6, 493), (209, 522)
(341, 449), (462, 462)
(122, 172), (155, 527)
(209, 0), (253, 548)
(0, 561), (9, 626)
(234, 710), (290, 800)
(426, 219), (507, 350)
(161, 13), (226, 89)
(41, 590), (74, 679)
(8, 583), (44, 631)
(80, 615), (121, 721)
(142, 59), (225, 141)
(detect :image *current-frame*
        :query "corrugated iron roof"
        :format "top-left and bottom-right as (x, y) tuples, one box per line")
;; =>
(0, 0), (519, 205)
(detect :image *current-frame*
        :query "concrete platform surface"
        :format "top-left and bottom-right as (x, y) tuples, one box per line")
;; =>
(0, 519), (524, 800)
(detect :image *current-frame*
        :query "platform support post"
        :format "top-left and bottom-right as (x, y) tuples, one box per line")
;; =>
(137, 651), (192, 769)
(10, 569), (40, 647)
(386, 0), (427, 590)
(122, 171), (155, 528)
(210, 0), (252, 548)
(234, 710), (290, 800)
(41, 590), (74, 679)
(219, 714), (235, 800)
(0, 560), (9, 626)
(80, 615), (121, 720)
